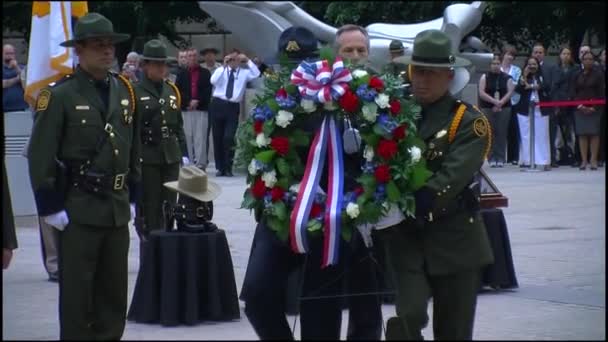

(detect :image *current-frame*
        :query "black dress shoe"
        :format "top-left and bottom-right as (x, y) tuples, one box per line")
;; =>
(225, 171), (234, 177)
(216, 171), (225, 177)
(551, 162), (559, 168)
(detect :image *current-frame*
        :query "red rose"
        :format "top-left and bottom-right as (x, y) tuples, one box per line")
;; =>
(270, 186), (285, 202)
(310, 203), (323, 218)
(392, 125), (407, 141)
(270, 136), (290, 156)
(369, 76), (384, 91)
(374, 164), (391, 183)
(354, 186), (364, 196)
(339, 89), (360, 113)
(251, 178), (267, 199)
(253, 120), (264, 134)
(389, 100), (401, 115)
(276, 88), (288, 98)
(376, 139), (398, 160)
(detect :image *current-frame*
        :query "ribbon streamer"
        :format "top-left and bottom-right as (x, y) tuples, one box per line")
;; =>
(289, 115), (344, 267)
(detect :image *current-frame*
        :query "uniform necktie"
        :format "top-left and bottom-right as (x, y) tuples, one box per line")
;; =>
(225, 69), (235, 99)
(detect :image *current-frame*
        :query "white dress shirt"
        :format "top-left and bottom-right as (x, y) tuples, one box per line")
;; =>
(210, 60), (260, 103)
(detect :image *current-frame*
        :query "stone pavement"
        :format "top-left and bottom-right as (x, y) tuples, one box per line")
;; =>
(2, 163), (605, 340)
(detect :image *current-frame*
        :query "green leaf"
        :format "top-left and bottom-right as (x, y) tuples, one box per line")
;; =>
(273, 201), (288, 220)
(373, 124), (387, 137)
(386, 180), (401, 201)
(276, 158), (290, 176)
(255, 150), (276, 163)
(285, 84), (298, 95)
(319, 46), (335, 64)
(409, 162), (433, 191)
(267, 217), (289, 242)
(306, 219), (322, 232)
(276, 177), (290, 190)
(240, 189), (257, 209)
(291, 129), (310, 146)
(266, 98), (280, 112)
(361, 133), (380, 148)
(357, 174), (376, 188)
(341, 226), (352, 242)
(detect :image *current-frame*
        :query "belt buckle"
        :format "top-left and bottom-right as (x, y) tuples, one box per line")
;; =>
(113, 173), (126, 190)
(104, 123), (113, 134)
(196, 206), (206, 218)
(161, 126), (169, 138)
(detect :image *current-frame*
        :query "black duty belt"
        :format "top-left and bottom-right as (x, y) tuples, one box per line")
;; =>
(142, 125), (177, 145)
(68, 163), (129, 197)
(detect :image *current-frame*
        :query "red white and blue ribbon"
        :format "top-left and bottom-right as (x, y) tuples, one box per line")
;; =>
(289, 115), (344, 268)
(291, 58), (353, 104)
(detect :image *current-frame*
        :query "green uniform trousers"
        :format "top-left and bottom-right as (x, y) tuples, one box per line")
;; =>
(378, 226), (482, 341)
(58, 222), (130, 340)
(141, 162), (179, 232)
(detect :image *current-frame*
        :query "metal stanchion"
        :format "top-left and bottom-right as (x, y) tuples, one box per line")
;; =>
(522, 100), (542, 172)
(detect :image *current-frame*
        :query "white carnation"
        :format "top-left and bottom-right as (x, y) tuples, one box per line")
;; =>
(363, 145), (375, 162)
(301, 99), (317, 113)
(352, 69), (368, 79)
(262, 170), (277, 188)
(289, 183), (301, 193)
(323, 101), (338, 111)
(255, 133), (271, 147)
(248, 159), (258, 175)
(409, 146), (422, 163)
(362, 103), (378, 123)
(346, 202), (360, 219)
(375, 93), (390, 109)
(275, 110), (294, 128)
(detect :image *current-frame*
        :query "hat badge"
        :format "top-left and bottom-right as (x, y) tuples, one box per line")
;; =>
(285, 40), (301, 52)
(121, 99), (129, 106)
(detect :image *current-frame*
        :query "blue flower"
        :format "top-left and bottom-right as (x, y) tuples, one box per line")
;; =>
(342, 192), (357, 209)
(362, 161), (376, 174)
(374, 184), (386, 202)
(356, 84), (377, 102)
(252, 105), (274, 121)
(377, 114), (398, 135)
(275, 95), (297, 109)
(314, 192), (327, 204)
(263, 194), (273, 208)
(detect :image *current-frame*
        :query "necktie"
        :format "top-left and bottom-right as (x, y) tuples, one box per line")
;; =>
(226, 69), (235, 99)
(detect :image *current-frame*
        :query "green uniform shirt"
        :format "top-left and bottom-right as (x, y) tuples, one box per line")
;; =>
(28, 67), (141, 227)
(134, 76), (187, 165)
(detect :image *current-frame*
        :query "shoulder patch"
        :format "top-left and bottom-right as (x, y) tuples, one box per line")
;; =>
(473, 117), (488, 137)
(36, 89), (51, 112)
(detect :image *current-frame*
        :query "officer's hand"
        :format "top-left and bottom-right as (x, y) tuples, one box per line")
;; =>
(3, 248), (13, 270)
(130, 203), (136, 221)
(43, 210), (69, 231)
(182, 157), (191, 166)
(414, 187), (436, 221)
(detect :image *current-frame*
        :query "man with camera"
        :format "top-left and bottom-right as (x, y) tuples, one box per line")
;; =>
(209, 49), (260, 176)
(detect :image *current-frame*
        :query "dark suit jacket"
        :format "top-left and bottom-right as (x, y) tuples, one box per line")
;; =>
(175, 66), (212, 111)
(514, 74), (552, 116)
(548, 64), (578, 101)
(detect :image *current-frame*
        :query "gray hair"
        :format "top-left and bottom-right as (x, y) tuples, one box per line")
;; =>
(126, 51), (139, 61)
(333, 24), (370, 53)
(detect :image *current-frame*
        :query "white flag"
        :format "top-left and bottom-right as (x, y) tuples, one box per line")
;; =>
(24, 1), (88, 106)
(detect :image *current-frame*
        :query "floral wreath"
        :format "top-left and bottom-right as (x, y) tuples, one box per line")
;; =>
(236, 48), (431, 267)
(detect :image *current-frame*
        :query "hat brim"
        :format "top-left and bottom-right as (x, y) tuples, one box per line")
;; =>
(163, 180), (222, 202)
(201, 48), (220, 55)
(141, 56), (168, 62)
(394, 55), (471, 68)
(60, 33), (131, 47)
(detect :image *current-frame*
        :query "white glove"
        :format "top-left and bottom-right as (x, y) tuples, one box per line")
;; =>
(374, 203), (406, 230)
(356, 223), (374, 248)
(130, 203), (136, 221)
(43, 210), (69, 231)
(182, 157), (191, 165)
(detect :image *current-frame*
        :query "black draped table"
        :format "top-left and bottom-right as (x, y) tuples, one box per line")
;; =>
(127, 229), (240, 326)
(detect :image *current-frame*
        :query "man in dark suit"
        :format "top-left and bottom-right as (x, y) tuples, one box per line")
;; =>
(175, 48), (212, 170)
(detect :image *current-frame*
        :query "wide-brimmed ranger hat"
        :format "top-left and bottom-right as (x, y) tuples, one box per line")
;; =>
(141, 39), (168, 62)
(200, 47), (220, 55)
(164, 166), (221, 202)
(277, 26), (320, 62)
(395, 29), (471, 68)
(60, 12), (130, 47)
(389, 40), (405, 54)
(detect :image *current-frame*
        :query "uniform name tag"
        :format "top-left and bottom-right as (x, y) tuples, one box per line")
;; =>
(75, 105), (90, 110)
(140, 96), (150, 101)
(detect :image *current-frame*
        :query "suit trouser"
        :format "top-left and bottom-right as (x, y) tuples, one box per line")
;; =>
(506, 106), (520, 163)
(209, 97), (240, 173)
(377, 225), (482, 341)
(483, 107), (510, 163)
(241, 221), (345, 340)
(549, 111), (559, 164)
(58, 222), (130, 340)
(38, 216), (59, 277)
(182, 110), (209, 168)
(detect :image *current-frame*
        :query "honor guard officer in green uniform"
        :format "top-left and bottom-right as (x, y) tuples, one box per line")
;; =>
(382, 39), (409, 81)
(377, 29), (494, 340)
(27, 13), (141, 340)
(135, 39), (188, 242)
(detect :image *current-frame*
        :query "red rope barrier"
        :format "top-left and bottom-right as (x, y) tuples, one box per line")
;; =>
(537, 99), (606, 108)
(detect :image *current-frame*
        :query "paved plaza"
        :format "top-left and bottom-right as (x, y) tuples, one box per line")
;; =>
(2, 163), (605, 340)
